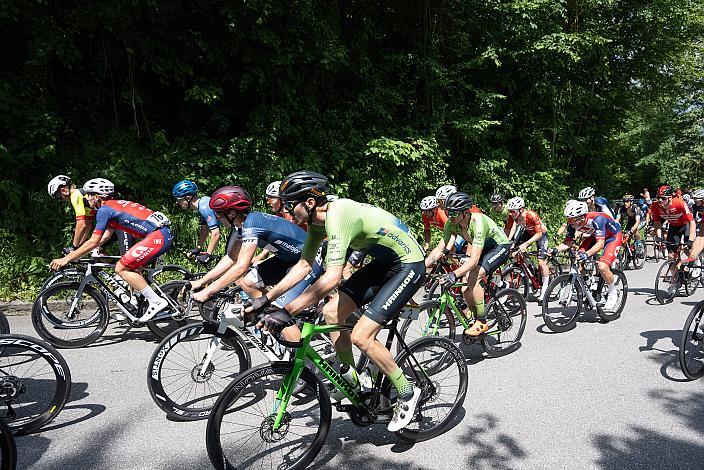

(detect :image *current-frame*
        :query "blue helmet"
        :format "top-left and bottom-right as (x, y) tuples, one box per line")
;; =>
(172, 180), (198, 198)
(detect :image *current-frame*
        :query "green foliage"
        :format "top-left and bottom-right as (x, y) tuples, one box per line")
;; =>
(1, 0), (703, 299)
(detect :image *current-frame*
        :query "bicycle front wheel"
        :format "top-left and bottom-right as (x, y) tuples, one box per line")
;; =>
(481, 288), (527, 357)
(679, 302), (704, 380)
(0, 334), (72, 435)
(148, 323), (249, 420)
(31, 281), (109, 348)
(633, 242), (646, 269)
(387, 336), (467, 442)
(397, 299), (457, 354)
(542, 274), (583, 332)
(654, 261), (679, 304)
(206, 362), (331, 470)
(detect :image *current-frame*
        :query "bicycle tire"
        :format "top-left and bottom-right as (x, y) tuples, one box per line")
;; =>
(595, 269), (627, 322)
(31, 281), (109, 348)
(679, 301), (704, 380)
(481, 288), (527, 357)
(654, 261), (679, 304)
(633, 242), (646, 269)
(206, 362), (331, 470)
(542, 274), (583, 333)
(40, 268), (85, 293)
(0, 418), (16, 470)
(501, 266), (530, 299)
(397, 299), (457, 355)
(384, 336), (467, 442)
(148, 323), (250, 420)
(0, 334), (72, 435)
(683, 262), (700, 297)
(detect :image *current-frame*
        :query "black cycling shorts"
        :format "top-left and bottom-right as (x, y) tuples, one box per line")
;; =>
(479, 243), (510, 276)
(338, 259), (425, 325)
(247, 257), (297, 287)
(666, 224), (689, 253)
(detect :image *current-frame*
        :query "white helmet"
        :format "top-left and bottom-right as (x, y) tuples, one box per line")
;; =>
(682, 193), (692, 204)
(507, 197), (525, 211)
(693, 189), (704, 199)
(48, 175), (71, 199)
(419, 196), (438, 210)
(564, 199), (589, 218)
(435, 185), (457, 201)
(578, 187), (595, 200)
(266, 181), (281, 197)
(83, 178), (114, 197)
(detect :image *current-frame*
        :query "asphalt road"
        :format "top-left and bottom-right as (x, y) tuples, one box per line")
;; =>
(6, 259), (704, 470)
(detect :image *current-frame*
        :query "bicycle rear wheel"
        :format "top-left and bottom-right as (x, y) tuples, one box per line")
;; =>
(0, 334), (72, 435)
(542, 274), (582, 332)
(654, 261), (679, 304)
(148, 323), (249, 420)
(595, 269), (628, 322)
(501, 266), (530, 299)
(679, 302), (704, 380)
(206, 362), (331, 470)
(385, 336), (467, 442)
(481, 288), (527, 357)
(31, 282), (109, 348)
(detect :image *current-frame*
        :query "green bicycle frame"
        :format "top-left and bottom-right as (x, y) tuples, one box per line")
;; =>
(271, 322), (368, 430)
(424, 283), (504, 338)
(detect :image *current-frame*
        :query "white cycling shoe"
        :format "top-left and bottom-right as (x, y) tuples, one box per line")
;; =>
(604, 290), (619, 311)
(137, 297), (169, 323)
(387, 386), (421, 432)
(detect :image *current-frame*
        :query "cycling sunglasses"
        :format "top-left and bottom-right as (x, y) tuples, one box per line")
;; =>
(283, 199), (305, 213)
(446, 209), (464, 218)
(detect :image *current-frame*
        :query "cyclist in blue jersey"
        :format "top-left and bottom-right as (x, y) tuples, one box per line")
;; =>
(190, 186), (323, 330)
(578, 186), (614, 218)
(172, 180), (221, 264)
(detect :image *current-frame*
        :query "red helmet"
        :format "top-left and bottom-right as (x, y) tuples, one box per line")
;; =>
(657, 185), (674, 197)
(209, 186), (252, 212)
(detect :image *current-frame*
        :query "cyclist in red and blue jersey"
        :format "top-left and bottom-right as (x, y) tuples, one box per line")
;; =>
(173, 180), (221, 264)
(190, 186), (323, 324)
(651, 185), (696, 260)
(553, 200), (623, 311)
(50, 178), (174, 322)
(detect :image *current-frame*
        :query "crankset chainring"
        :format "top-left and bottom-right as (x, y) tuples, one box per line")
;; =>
(348, 392), (377, 426)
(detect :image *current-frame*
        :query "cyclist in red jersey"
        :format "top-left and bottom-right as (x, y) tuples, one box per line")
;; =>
(506, 197), (550, 302)
(50, 178), (174, 322)
(651, 185), (696, 260)
(554, 200), (623, 310)
(420, 196), (447, 251)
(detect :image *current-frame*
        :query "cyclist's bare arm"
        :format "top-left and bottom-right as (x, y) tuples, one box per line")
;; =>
(202, 242), (257, 294)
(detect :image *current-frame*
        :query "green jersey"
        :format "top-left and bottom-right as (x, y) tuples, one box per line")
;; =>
(443, 213), (510, 250)
(302, 199), (424, 267)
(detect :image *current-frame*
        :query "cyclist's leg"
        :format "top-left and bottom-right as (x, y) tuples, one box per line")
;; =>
(536, 233), (550, 298)
(597, 234), (621, 285)
(117, 228), (173, 314)
(349, 261), (425, 419)
(468, 243), (510, 335)
(330, 258), (389, 367)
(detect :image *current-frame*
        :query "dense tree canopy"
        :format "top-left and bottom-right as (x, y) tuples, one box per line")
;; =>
(1, 0), (702, 298)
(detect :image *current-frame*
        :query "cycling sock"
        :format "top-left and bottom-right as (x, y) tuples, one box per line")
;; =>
(389, 367), (414, 399)
(337, 348), (355, 367)
(608, 283), (617, 295)
(140, 286), (161, 305)
(475, 300), (486, 320)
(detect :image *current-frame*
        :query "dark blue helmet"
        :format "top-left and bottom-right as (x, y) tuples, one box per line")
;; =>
(172, 180), (198, 198)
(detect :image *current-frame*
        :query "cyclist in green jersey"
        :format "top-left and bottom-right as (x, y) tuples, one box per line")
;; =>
(489, 193), (510, 234)
(244, 170), (426, 432)
(425, 191), (510, 337)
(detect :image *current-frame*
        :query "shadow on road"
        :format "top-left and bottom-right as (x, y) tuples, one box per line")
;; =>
(456, 412), (527, 470)
(594, 389), (704, 469)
